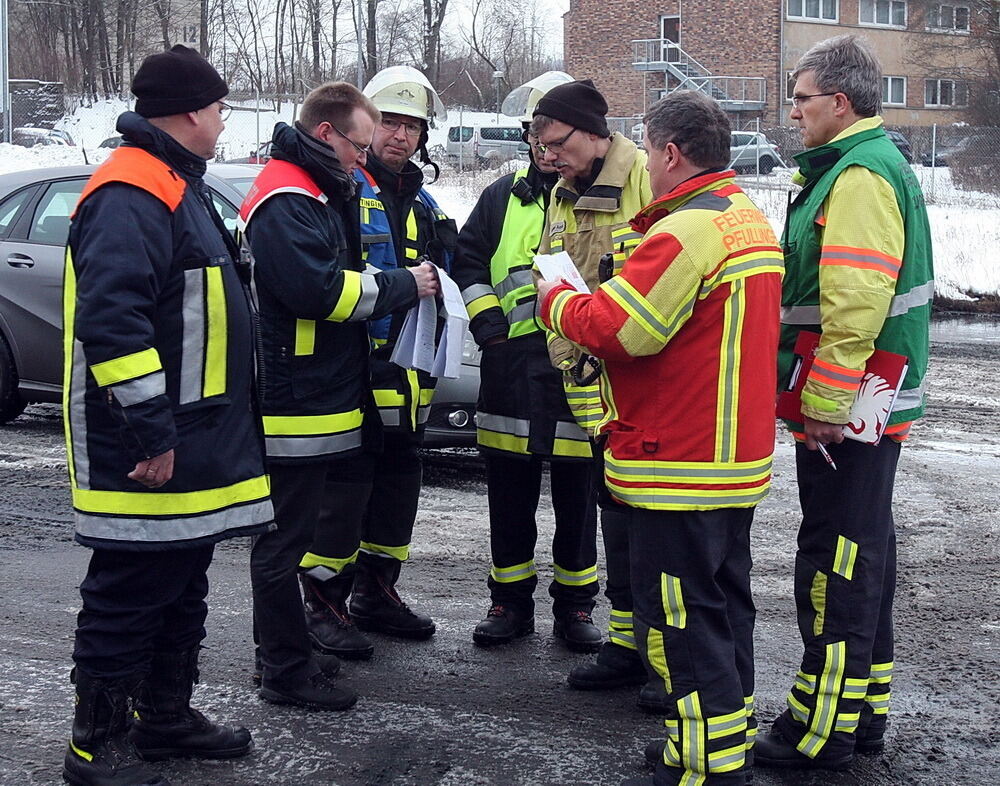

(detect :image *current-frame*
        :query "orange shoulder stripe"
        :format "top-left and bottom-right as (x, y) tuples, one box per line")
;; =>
(73, 147), (186, 217)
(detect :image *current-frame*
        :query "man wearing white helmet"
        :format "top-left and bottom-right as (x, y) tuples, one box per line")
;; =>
(452, 72), (601, 654)
(298, 66), (457, 652)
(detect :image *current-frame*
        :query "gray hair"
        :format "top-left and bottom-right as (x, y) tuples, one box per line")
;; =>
(792, 35), (882, 117)
(528, 114), (558, 138)
(643, 90), (730, 169)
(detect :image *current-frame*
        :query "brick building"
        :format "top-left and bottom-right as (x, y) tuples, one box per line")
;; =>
(564, 0), (986, 126)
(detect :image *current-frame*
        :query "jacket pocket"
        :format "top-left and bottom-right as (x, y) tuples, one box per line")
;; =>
(606, 427), (660, 458)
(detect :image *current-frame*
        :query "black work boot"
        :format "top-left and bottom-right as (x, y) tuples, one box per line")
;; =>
(552, 609), (602, 653)
(472, 602), (535, 646)
(252, 648), (339, 687)
(301, 573), (375, 660)
(63, 670), (168, 786)
(855, 710), (887, 755)
(637, 682), (672, 713)
(259, 669), (358, 711)
(129, 648), (252, 761)
(349, 553), (436, 640)
(754, 729), (853, 770)
(568, 641), (645, 689)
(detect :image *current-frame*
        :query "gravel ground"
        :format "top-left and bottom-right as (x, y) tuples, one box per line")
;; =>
(1, 316), (998, 786)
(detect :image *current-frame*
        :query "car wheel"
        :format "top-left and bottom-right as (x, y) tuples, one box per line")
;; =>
(759, 156), (775, 175)
(0, 333), (26, 424)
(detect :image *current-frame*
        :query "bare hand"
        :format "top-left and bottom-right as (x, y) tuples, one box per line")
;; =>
(409, 262), (440, 298)
(128, 448), (175, 488)
(536, 278), (563, 304)
(803, 415), (845, 451)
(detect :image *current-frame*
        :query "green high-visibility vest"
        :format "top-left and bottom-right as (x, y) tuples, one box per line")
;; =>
(780, 126), (933, 426)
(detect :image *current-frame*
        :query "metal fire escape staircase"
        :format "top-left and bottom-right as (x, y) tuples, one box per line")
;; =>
(632, 40), (766, 112)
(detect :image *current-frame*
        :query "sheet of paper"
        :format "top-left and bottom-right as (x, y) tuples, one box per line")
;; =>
(390, 295), (438, 372)
(391, 267), (469, 379)
(437, 267), (468, 320)
(533, 251), (590, 293)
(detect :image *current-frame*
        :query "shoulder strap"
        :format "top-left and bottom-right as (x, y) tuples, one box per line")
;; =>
(73, 147), (186, 217)
(238, 158), (327, 230)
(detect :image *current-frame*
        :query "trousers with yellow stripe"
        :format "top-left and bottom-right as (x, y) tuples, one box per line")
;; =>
(629, 506), (756, 785)
(773, 438), (900, 761)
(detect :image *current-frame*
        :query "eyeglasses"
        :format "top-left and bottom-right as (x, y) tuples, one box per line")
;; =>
(331, 123), (371, 157)
(534, 127), (577, 156)
(218, 101), (232, 122)
(791, 92), (838, 108)
(381, 116), (424, 137)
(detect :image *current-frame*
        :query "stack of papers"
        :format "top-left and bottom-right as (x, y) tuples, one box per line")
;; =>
(389, 267), (469, 379)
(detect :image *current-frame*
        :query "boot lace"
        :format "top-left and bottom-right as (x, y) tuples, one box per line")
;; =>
(486, 603), (508, 618)
(569, 610), (594, 624)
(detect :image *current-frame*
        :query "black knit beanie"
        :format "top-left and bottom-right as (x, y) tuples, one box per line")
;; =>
(132, 45), (229, 118)
(533, 79), (609, 138)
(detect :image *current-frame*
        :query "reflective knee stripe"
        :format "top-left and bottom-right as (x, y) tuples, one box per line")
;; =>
(609, 608), (636, 650)
(810, 571), (827, 636)
(833, 535), (858, 580)
(552, 562), (598, 587)
(300, 549), (359, 577)
(842, 677), (868, 700)
(660, 573), (687, 629)
(490, 560), (536, 583)
(678, 691), (707, 784)
(645, 628), (671, 692)
(797, 641), (846, 758)
(360, 541), (410, 562)
(110, 371), (166, 407)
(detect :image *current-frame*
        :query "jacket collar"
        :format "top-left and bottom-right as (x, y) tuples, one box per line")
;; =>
(268, 122), (355, 202)
(116, 111), (208, 179)
(631, 169), (736, 234)
(793, 116), (886, 183)
(553, 132), (640, 212)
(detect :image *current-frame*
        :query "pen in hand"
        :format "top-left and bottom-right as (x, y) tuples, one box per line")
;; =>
(816, 442), (838, 471)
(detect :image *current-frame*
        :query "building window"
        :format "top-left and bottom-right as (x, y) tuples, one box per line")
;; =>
(860, 0), (906, 26)
(787, 0), (838, 22)
(883, 76), (907, 105)
(924, 78), (969, 107)
(786, 71), (796, 101)
(927, 4), (970, 31)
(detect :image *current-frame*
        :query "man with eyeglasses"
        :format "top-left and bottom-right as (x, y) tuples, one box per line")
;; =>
(295, 66), (457, 656)
(528, 79), (666, 707)
(240, 81), (439, 710)
(755, 35), (933, 771)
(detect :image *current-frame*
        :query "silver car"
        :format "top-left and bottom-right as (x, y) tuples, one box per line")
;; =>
(0, 163), (479, 447)
(729, 132), (785, 175)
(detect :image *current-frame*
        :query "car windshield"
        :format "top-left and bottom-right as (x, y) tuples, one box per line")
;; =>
(223, 177), (256, 196)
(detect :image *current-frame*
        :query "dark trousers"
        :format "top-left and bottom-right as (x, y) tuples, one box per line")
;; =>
(305, 452), (377, 571)
(360, 432), (422, 558)
(629, 506), (755, 786)
(251, 461), (328, 684)
(484, 452), (598, 616)
(774, 438), (901, 760)
(595, 447), (636, 648)
(73, 545), (214, 680)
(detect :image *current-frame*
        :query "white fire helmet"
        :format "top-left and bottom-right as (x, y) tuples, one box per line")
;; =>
(501, 71), (575, 123)
(362, 65), (447, 129)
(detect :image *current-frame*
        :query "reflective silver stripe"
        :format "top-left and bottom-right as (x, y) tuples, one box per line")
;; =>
(417, 404), (431, 425)
(477, 412), (530, 437)
(708, 714), (746, 737)
(351, 274), (380, 320)
(607, 458), (772, 480)
(495, 269), (534, 299)
(507, 300), (537, 326)
(889, 280), (934, 317)
(893, 381), (926, 411)
(75, 499), (274, 543)
(565, 388), (599, 400)
(678, 693), (704, 776)
(361, 233), (392, 244)
(718, 279), (743, 462)
(490, 563), (536, 581)
(816, 364), (862, 385)
(609, 487), (769, 507)
(726, 255), (784, 277)
(303, 565), (338, 581)
(70, 339), (90, 489)
(781, 305), (821, 324)
(608, 629), (636, 648)
(708, 746), (746, 770)
(552, 564), (599, 584)
(822, 249), (899, 276)
(610, 229), (643, 243)
(606, 278), (669, 341)
(265, 430), (363, 458)
(609, 608), (633, 626)
(180, 269), (205, 405)
(111, 372), (166, 407)
(379, 409), (401, 427)
(554, 420), (589, 442)
(462, 283), (495, 305)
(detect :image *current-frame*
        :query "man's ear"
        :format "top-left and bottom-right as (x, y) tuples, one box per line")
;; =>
(314, 121), (333, 144)
(832, 92), (853, 117)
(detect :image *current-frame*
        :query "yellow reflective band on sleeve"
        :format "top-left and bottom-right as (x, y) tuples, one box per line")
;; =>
(73, 474), (270, 517)
(467, 293), (502, 319)
(300, 549), (359, 574)
(714, 279), (745, 464)
(810, 571), (827, 636)
(797, 641), (846, 759)
(89, 347), (162, 387)
(551, 437), (594, 458)
(490, 560), (536, 583)
(552, 563), (598, 587)
(869, 661), (894, 684)
(604, 277), (671, 345)
(70, 741), (94, 762)
(374, 389), (406, 407)
(360, 541), (410, 562)
(645, 627), (671, 691)
(801, 388), (839, 413)
(833, 535), (858, 580)
(263, 409), (364, 436)
(203, 266), (227, 398)
(661, 573), (687, 629)
(328, 270), (363, 321)
(295, 319), (316, 356)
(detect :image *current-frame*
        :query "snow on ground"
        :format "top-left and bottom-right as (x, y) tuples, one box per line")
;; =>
(3, 99), (995, 298)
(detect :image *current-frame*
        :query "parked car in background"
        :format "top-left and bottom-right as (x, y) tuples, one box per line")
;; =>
(729, 132), (784, 174)
(885, 129), (914, 163)
(920, 134), (990, 167)
(227, 141), (272, 164)
(0, 163), (480, 445)
(446, 125), (523, 168)
(98, 135), (123, 149)
(11, 127), (73, 148)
